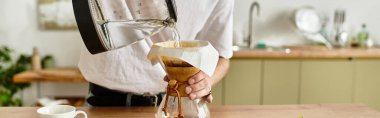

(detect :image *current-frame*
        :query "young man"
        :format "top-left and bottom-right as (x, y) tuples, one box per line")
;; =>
(78, 0), (233, 106)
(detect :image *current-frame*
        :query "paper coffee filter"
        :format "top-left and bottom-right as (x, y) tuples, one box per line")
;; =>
(147, 40), (219, 76)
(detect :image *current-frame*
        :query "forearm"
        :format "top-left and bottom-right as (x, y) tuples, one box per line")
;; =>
(210, 57), (230, 86)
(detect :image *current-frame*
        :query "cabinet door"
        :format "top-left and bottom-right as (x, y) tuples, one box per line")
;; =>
(209, 80), (223, 106)
(354, 60), (380, 111)
(300, 60), (354, 104)
(263, 60), (300, 105)
(224, 59), (262, 105)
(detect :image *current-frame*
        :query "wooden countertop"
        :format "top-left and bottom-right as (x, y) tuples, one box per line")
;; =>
(233, 46), (380, 59)
(12, 68), (86, 83)
(2, 104), (380, 118)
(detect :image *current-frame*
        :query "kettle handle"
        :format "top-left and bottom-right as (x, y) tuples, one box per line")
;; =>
(73, 0), (107, 54)
(166, 0), (178, 22)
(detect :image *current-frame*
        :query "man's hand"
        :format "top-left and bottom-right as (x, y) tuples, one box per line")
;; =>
(162, 57), (230, 103)
(185, 71), (213, 103)
(163, 72), (213, 103)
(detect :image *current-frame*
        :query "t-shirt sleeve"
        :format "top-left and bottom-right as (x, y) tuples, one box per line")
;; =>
(195, 0), (234, 59)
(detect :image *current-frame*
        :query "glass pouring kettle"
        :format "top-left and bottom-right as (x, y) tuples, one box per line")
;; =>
(73, 0), (177, 54)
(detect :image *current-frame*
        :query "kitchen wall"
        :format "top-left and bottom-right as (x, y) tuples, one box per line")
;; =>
(234, 0), (380, 47)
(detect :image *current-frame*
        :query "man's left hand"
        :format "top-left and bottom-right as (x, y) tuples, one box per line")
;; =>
(185, 71), (213, 103)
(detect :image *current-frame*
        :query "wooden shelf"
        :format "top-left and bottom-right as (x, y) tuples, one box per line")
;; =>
(12, 68), (87, 83)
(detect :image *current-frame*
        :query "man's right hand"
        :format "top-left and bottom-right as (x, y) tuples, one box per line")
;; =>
(162, 75), (213, 103)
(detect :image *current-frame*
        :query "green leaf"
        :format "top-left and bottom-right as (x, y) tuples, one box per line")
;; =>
(0, 45), (32, 106)
(11, 98), (22, 106)
(0, 92), (11, 106)
(0, 46), (12, 62)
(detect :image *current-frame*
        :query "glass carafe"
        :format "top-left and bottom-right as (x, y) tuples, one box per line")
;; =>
(156, 56), (210, 118)
(156, 96), (210, 118)
(73, 0), (177, 54)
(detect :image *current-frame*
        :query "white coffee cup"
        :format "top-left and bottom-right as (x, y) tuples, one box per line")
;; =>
(37, 105), (87, 118)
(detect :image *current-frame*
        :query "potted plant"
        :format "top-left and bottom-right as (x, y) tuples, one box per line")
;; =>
(0, 46), (31, 106)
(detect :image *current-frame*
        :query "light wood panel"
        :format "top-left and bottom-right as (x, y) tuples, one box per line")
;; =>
(233, 47), (380, 59)
(13, 68), (86, 83)
(2, 104), (380, 118)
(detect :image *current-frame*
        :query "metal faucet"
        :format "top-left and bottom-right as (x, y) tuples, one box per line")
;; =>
(247, 1), (260, 48)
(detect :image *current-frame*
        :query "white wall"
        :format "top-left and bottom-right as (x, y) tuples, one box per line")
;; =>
(0, 0), (82, 67)
(234, 0), (380, 47)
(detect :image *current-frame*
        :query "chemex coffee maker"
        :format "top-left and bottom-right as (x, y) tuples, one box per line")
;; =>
(73, 0), (219, 118)
(148, 41), (218, 118)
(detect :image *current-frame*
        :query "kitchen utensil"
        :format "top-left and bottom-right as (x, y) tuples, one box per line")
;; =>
(73, 0), (177, 54)
(294, 7), (322, 34)
(293, 7), (332, 48)
(331, 9), (348, 47)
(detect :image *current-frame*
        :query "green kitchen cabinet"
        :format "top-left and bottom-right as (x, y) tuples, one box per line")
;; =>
(263, 60), (300, 105)
(300, 60), (354, 104)
(224, 59), (262, 105)
(209, 80), (223, 106)
(354, 60), (380, 111)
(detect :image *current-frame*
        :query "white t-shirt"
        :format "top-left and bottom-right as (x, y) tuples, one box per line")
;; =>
(78, 0), (234, 95)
